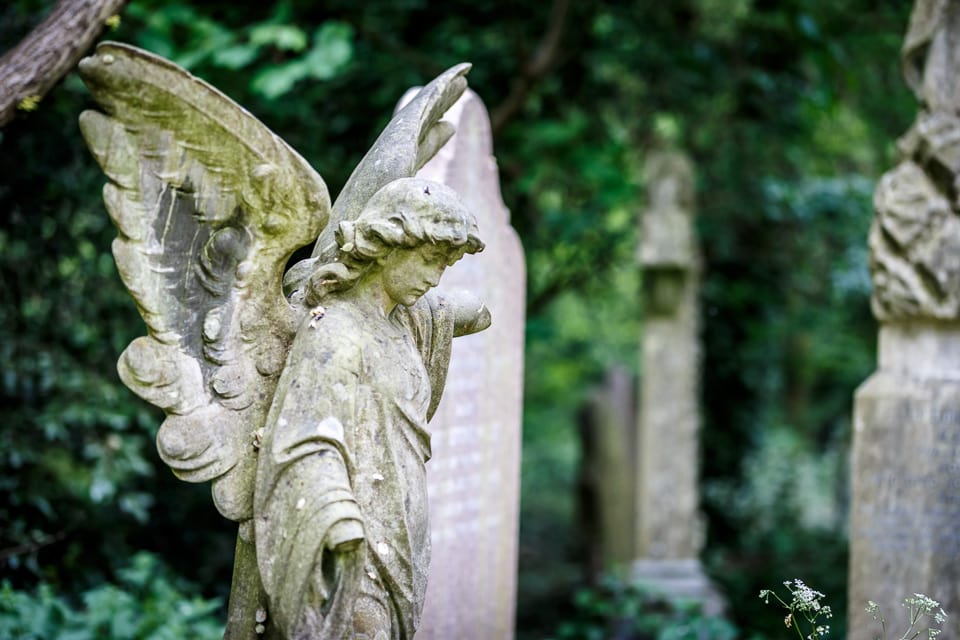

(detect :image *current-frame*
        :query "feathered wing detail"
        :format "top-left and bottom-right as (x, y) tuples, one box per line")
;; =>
(282, 62), (470, 292)
(78, 42), (330, 521)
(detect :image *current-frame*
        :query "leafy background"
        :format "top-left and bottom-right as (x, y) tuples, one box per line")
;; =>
(0, 0), (914, 637)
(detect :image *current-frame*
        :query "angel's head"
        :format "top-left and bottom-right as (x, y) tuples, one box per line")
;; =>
(302, 178), (483, 307)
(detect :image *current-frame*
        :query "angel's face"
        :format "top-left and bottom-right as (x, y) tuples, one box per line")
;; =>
(379, 245), (452, 308)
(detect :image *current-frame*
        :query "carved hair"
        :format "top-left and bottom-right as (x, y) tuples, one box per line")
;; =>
(290, 178), (483, 306)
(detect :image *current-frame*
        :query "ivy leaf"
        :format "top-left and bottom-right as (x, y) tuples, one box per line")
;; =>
(303, 22), (354, 80)
(251, 61), (309, 99)
(88, 475), (115, 503)
(212, 44), (259, 70)
(249, 24), (309, 52)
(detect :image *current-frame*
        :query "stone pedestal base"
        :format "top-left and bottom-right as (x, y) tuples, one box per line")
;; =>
(631, 558), (725, 616)
(848, 324), (960, 640)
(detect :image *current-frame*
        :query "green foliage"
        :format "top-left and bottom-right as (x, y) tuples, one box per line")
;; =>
(699, 174), (877, 638)
(509, 1), (909, 634)
(249, 23), (354, 99)
(546, 575), (737, 640)
(124, 2), (354, 99)
(0, 100), (160, 579)
(0, 553), (223, 640)
(0, 0), (235, 598)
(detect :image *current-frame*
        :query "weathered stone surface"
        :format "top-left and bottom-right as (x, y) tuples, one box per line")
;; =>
(849, 324), (960, 639)
(79, 42), (491, 640)
(632, 558), (722, 610)
(870, 1), (960, 323)
(849, 3), (960, 637)
(633, 149), (722, 614)
(902, 0), (960, 111)
(577, 366), (637, 577)
(636, 150), (702, 561)
(401, 89), (526, 640)
(638, 151), (695, 270)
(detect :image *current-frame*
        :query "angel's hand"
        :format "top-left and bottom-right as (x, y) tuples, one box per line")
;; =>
(314, 517), (364, 603)
(444, 289), (492, 337)
(326, 518), (364, 552)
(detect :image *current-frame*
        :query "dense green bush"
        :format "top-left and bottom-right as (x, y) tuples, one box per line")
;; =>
(546, 575), (737, 640)
(0, 552), (222, 640)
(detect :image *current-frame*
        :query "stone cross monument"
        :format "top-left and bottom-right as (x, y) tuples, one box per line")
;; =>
(849, 2), (960, 637)
(633, 149), (721, 613)
(401, 89), (526, 640)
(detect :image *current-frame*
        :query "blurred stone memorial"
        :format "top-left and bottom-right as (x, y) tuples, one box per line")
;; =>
(78, 42), (496, 639)
(849, 1), (960, 637)
(396, 88), (526, 640)
(577, 366), (637, 578)
(634, 147), (722, 613)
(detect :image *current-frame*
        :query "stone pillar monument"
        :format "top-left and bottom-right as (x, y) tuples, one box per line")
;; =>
(633, 149), (721, 612)
(848, 2), (960, 637)
(400, 89), (526, 639)
(577, 366), (637, 578)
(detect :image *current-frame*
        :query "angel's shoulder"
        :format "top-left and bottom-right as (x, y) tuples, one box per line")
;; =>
(292, 302), (368, 361)
(315, 301), (369, 336)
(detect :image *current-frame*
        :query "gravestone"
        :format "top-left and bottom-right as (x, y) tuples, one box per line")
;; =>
(577, 366), (637, 578)
(633, 149), (721, 613)
(399, 89), (526, 639)
(848, 2), (960, 637)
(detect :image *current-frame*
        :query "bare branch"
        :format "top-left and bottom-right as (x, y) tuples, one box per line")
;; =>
(490, 0), (571, 134)
(0, 0), (128, 128)
(0, 529), (69, 561)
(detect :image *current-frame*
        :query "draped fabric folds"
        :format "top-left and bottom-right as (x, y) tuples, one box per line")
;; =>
(254, 292), (455, 639)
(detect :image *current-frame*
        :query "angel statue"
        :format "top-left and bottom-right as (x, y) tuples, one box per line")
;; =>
(77, 41), (491, 639)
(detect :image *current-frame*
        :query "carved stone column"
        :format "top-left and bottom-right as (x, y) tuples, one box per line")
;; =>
(633, 149), (722, 613)
(848, 2), (960, 637)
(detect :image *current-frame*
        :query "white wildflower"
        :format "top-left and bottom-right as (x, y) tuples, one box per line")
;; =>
(788, 579), (826, 613)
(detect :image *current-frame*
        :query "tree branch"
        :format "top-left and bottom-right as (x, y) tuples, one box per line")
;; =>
(0, 529), (69, 561)
(356, 23), (446, 81)
(0, 0), (128, 128)
(490, 0), (571, 134)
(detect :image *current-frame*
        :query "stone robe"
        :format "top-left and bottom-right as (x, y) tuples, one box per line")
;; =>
(253, 292), (454, 639)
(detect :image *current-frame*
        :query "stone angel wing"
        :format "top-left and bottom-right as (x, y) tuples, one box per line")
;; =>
(282, 62), (470, 293)
(78, 42), (331, 522)
(78, 42), (472, 524)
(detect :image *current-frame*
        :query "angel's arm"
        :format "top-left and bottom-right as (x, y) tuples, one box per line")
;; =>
(445, 289), (492, 337)
(254, 329), (368, 637)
